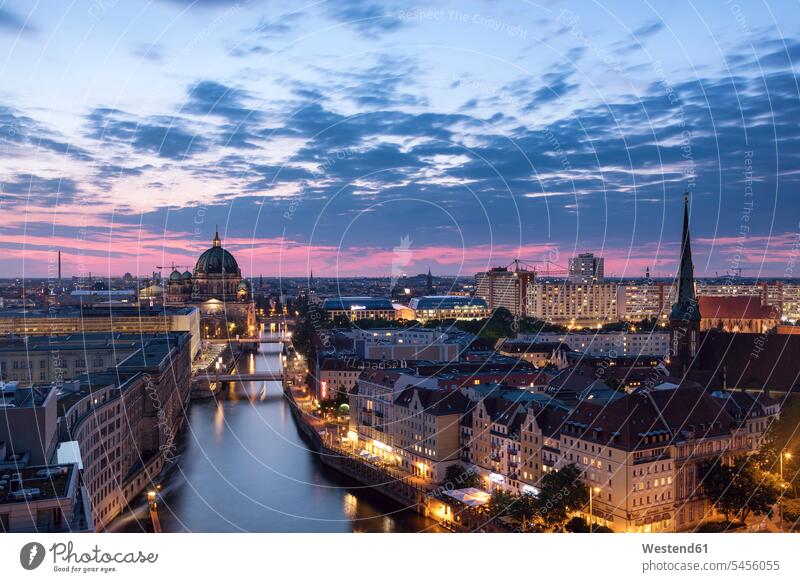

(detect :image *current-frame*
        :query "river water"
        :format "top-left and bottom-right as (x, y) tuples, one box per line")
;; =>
(115, 343), (442, 533)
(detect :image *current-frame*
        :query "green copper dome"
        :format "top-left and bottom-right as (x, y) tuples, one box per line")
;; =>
(194, 228), (240, 276)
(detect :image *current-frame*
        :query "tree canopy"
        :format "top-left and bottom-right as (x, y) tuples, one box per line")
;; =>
(699, 455), (780, 524)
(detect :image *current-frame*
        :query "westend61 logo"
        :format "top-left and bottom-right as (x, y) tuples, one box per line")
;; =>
(19, 541), (158, 574)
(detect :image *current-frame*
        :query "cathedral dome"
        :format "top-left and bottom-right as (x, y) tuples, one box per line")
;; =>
(169, 270), (182, 281)
(194, 228), (240, 276)
(182, 270), (192, 279)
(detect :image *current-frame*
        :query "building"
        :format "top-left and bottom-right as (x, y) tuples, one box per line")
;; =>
(347, 370), (437, 463)
(350, 327), (466, 362)
(0, 333), (167, 385)
(556, 383), (777, 532)
(617, 283), (675, 321)
(455, 379), (776, 531)
(497, 341), (570, 369)
(165, 228), (256, 339)
(468, 393), (529, 494)
(1, 385), (59, 466)
(0, 385), (91, 532)
(569, 253), (604, 284)
(408, 295), (490, 321)
(421, 361), (554, 392)
(668, 195), (800, 391)
(316, 358), (364, 400)
(517, 330), (670, 358)
(0, 306), (201, 359)
(0, 461), (92, 533)
(322, 297), (398, 321)
(475, 266), (534, 317)
(58, 333), (192, 528)
(393, 388), (469, 484)
(526, 282), (619, 325)
(698, 295), (780, 333)
(64, 289), (137, 306)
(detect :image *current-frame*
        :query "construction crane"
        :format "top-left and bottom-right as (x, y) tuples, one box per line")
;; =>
(155, 262), (191, 273)
(505, 258), (569, 278)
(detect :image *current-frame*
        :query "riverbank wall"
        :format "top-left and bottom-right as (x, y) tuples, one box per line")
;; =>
(283, 383), (502, 533)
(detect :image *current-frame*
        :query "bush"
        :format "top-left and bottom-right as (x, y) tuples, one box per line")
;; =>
(781, 498), (800, 523)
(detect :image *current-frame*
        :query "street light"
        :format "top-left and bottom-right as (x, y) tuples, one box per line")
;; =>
(780, 451), (792, 481)
(589, 486), (601, 532)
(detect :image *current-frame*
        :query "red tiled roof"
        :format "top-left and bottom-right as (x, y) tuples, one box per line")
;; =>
(698, 295), (779, 320)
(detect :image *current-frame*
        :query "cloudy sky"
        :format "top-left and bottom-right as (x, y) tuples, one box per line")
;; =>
(1, 0), (798, 279)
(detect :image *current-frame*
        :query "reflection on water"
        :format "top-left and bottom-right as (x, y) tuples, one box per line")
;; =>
(117, 343), (442, 533)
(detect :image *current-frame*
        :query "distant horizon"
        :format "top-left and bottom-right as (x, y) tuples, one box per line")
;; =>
(4, 273), (800, 284)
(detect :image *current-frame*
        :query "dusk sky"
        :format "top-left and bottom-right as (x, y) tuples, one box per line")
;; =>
(1, 0), (799, 279)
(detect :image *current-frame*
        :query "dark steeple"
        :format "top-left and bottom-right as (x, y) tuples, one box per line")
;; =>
(670, 193), (700, 322)
(426, 268), (434, 294)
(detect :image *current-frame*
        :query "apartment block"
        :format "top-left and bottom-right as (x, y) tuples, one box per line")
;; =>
(526, 282), (619, 324)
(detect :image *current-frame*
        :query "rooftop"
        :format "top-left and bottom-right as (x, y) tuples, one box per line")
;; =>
(0, 332), (161, 353)
(0, 463), (75, 506)
(698, 295), (779, 320)
(0, 385), (53, 408)
(322, 297), (394, 310)
(409, 295), (488, 310)
(0, 305), (196, 318)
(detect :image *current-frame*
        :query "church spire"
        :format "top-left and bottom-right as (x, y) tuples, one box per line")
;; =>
(213, 225), (221, 248)
(670, 193), (700, 322)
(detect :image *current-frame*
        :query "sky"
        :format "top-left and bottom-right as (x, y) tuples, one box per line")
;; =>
(0, 0), (799, 279)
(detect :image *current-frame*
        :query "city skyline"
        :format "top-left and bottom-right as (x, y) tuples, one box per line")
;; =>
(1, 1), (799, 278)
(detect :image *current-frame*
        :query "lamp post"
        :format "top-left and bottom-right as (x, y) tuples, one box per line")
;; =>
(589, 486), (601, 532)
(779, 452), (792, 533)
(780, 451), (792, 482)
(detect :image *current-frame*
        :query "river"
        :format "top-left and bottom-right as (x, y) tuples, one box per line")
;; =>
(114, 343), (442, 533)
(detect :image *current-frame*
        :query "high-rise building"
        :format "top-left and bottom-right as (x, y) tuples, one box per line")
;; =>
(568, 253), (604, 284)
(526, 282), (619, 325)
(617, 282), (675, 321)
(474, 265), (535, 317)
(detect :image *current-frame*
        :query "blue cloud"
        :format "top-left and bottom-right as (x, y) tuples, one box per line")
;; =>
(184, 80), (263, 123)
(0, 7), (35, 35)
(323, 0), (407, 37)
(86, 108), (209, 160)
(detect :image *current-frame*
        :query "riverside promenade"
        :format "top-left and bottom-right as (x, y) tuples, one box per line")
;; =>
(282, 382), (507, 533)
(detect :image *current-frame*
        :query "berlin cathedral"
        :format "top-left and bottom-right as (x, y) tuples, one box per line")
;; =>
(166, 228), (256, 338)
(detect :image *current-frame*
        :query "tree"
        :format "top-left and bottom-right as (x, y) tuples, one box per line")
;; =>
(487, 489), (519, 522)
(564, 517), (613, 533)
(441, 464), (480, 490)
(535, 464), (589, 531)
(699, 455), (780, 524)
(330, 314), (353, 329)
